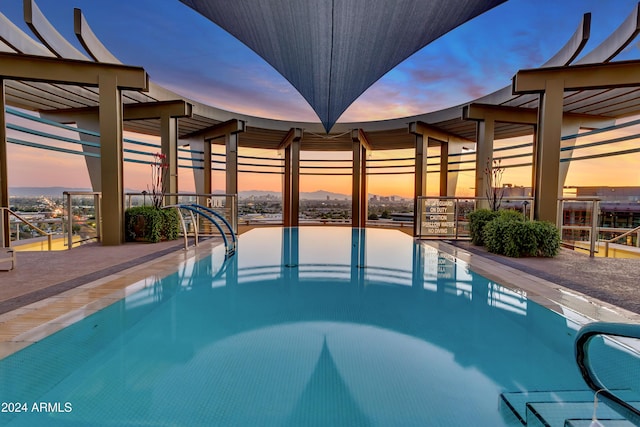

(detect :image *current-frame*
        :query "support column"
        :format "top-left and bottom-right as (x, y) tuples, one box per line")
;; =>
(225, 132), (238, 223)
(352, 129), (370, 227)
(0, 79), (9, 247)
(447, 143), (466, 197)
(290, 139), (300, 226)
(283, 146), (291, 226)
(160, 114), (178, 205)
(98, 72), (124, 245)
(280, 129), (302, 227)
(535, 79), (564, 223)
(203, 140), (212, 196)
(474, 119), (494, 207)
(439, 141), (449, 197)
(413, 133), (427, 237)
(351, 132), (368, 227)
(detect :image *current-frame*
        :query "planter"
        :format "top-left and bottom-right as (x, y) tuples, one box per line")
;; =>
(125, 206), (180, 243)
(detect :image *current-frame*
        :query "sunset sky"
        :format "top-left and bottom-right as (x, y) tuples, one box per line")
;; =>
(3, 0), (640, 197)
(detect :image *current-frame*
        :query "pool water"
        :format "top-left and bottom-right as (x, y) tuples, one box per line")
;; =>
(0, 227), (588, 426)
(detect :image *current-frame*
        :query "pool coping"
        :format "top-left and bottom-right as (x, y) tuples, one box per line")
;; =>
(1, 229), (639, 361)
(429, 240), (640, 325)
(0, 239), (223, 360)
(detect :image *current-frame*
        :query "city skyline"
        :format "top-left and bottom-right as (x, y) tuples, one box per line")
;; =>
(3, 0), (640, 196)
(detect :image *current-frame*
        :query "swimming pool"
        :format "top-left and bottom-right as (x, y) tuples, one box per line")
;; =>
(0, 227), (605, 426)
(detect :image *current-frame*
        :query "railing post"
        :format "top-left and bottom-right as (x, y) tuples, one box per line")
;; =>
(589, 200), (598, 258)
(66, 192), (73, 250)
(0, 207), (5, 248)
(95, 193), (102, 243)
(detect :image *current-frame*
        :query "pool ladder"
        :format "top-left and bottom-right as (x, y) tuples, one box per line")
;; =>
(500, 322), (640, 426)
(165, 203), (237, 257)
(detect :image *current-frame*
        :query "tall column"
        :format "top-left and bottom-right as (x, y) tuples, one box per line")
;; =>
(290, 139), (300, 226)
(225, 132), (239, 224)
(98, 72), (124, 245)
(361, 146), (367, 226)
(474, 119), (494, 208)
(413, 133), (427, 236)
(203, 140), (212, 195)
(535, 79), (564, 223)
(283, 145), (291, 226)
(0, 79), (8, 247)
(439, 141), (449, 196)
(351, 137), (366, 227)
(160, 114), (178, 205)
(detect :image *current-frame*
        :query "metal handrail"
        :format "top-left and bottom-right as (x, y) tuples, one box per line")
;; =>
(601, 225), (640, 257)
(558, 197), (600, 257)
(63, 191), (101, 249)
(575, 322), (640, 423)
(1, 207), (53, 250)
(168, 204), (236, 257)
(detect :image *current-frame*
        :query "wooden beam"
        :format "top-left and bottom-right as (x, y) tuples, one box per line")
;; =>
(0, 52), (148, 90)
(513, 59), (640, 94)
(463, 102), (614, 126)
(183, 119), (245, 141)
(41, 100), (192, 121)
(409, 121), (473, 144)
(278, 127), (303, 150)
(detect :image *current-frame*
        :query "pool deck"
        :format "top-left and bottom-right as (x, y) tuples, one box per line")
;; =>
(1, 227), (640, 359)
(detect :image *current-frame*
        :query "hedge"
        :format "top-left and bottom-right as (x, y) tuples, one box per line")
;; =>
(471, 208), (560, 257)
(125, 206), (180, 243)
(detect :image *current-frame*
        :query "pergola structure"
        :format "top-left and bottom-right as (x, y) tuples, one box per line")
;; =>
(2, 0), (640, 246)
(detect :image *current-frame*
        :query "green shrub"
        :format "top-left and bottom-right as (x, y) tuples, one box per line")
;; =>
(503, 221), (537, 257)
(482, 212), (560, 258)
(468, 209), (499, 246)
(125, 206), (180, 243)
(531, 221), (561, 257)
(160, 208), (181, 241)
(498, 209), (526, 222)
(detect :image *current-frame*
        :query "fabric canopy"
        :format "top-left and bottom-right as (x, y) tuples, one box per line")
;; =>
(180, 0), (506, 131)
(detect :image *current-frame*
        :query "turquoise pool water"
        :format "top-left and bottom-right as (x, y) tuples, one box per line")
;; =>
(0, 227), (588, 426)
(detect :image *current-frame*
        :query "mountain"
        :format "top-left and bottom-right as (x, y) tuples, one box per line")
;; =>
(10, 187), (92, 197)
(239, 190), (351, 200)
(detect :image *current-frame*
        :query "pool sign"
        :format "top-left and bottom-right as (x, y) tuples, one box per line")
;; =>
(206, 197), (225, 208)
(421, 199), (456, 237)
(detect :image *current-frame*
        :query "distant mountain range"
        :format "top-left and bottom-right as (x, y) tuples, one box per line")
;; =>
(10, 187), (407, 201)
(10, 187), (93, 197)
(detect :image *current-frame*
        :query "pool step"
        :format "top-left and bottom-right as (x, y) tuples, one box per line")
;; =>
(500, 390), (639, 426)
(564, 419), (636, 427)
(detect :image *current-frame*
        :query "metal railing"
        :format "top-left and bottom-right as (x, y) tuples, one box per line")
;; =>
(168, 204), (237, 256)
(63, 191), (102, 249)
(557, 197), (600, 257)
(575, 322), (640, 424)
(600, 225), (640, 257)
(125, 192), (238, 235)
(1, 207), (53, 250)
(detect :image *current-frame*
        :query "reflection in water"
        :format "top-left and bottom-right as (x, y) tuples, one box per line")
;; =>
(0, 227), (584, 427)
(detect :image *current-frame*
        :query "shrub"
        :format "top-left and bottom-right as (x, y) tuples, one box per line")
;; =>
(482, 212), (560, 258)
(160, 208), (181, 241)
(483, 214), (517, 254)
(468, 209), (499, 246)
(125, 206), (180, 243)
(531, 221), (561, 257)
(503, 220), (537, 257)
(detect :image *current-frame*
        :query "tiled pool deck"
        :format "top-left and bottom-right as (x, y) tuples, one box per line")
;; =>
(1, 228), (640, 360)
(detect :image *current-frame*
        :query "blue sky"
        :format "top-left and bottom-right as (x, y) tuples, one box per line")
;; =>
(3, 0), (640, 123)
